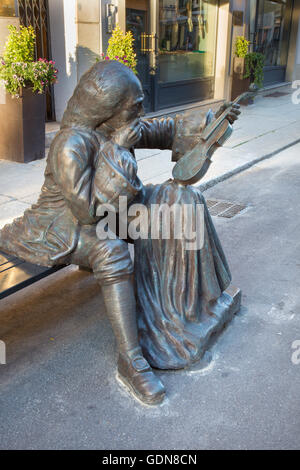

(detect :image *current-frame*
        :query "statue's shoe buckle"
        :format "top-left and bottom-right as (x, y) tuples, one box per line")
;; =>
(117, 352), (166, 406)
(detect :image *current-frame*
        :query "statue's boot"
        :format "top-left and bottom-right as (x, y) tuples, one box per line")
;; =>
(102, 279), (165, 405)
(117, 347), (166, 405)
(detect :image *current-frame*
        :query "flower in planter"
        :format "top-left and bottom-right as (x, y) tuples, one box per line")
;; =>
(98, 24), (137, 74)
(234, 36), (250, 58)
(0, 25), (58, 98)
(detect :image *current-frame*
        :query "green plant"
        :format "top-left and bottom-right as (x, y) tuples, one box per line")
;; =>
(101, 24), (137, 74)
(244, 52), (265, 88)
(0, 25), (58, 97)
(3, 24), (35, 62)
(234, 36), (250, 58)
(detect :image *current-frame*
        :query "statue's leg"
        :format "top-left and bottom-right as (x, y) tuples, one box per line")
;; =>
(71, 225), (165, 405)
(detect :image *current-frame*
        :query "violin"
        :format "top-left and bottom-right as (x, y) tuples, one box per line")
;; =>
(172, 91), (255, 186)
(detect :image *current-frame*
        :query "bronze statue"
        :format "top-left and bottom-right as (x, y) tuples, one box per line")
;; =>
(0, 61), (241, 405)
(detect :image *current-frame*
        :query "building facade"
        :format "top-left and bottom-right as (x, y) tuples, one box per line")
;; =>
(1, 0), (300, 121)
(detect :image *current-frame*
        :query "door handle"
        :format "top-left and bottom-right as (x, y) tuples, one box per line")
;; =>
(140, 33), (158, 54)
(140, 33), (158, 75)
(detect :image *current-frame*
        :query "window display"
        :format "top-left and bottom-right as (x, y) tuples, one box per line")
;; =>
(249, 0), (292, 67)
(159, 0), (218, 83)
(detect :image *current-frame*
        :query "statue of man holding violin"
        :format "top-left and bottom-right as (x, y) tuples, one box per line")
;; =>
(0, 61), (247, 405)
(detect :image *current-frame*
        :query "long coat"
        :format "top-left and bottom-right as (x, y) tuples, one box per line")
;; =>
(0, 118), (175, 267)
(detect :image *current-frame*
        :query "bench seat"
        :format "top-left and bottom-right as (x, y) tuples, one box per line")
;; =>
(0, 250), (64, 300)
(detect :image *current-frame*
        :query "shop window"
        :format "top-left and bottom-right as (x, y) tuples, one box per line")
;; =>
(159, 0), (218, 83)
(254, 0), (292, 67)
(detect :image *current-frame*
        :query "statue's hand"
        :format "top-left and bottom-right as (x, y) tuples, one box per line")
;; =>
(215, 101), (241, 124)
(112, 119), (142, 149)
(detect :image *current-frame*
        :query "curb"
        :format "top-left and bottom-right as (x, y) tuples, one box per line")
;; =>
(199, 137), (300, 192)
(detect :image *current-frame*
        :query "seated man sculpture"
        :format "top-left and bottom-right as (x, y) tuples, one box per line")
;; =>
(0, 61), (240, 405)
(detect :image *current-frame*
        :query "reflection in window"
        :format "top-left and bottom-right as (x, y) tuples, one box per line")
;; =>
(126, 8), (148, 54)
(0, 0), (16, 17)
(255, 0), (292, 67)
(159, 0), (218, 83)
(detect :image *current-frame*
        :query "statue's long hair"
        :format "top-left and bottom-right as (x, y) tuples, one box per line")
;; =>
(61, 61), (141, 130)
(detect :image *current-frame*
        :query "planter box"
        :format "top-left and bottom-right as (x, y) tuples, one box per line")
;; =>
(231, 57), (250, 102)
(233, 56), (245, 77)
(231, 72), (250, 101)
(0, 87), (45, 163)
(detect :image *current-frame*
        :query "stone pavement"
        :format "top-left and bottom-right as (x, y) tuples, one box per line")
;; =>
(0, 84), (299, 228)
(0, 143), (299, 449)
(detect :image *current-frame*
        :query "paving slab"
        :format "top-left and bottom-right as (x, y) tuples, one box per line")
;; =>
(19, 193), (40, 205)
(0, 200), (30, 228)
(135, 149), (162, 161)
(137, 150), (173, 183)
(0, 162), (45, 200)
(0, 195), (12, 205)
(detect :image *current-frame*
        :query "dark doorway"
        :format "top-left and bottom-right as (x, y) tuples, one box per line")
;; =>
(18, 0), (55, 121)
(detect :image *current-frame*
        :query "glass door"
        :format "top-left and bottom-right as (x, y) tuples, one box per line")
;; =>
(126, 0), (153, 112)
(126, 0), (219, 112)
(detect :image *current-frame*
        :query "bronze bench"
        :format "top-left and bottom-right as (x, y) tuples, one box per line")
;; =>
(0, 250), (65, 300)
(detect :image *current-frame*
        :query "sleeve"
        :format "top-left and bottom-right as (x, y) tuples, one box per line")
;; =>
(50, 131), (99, 225)
(135, 117), (176, 150)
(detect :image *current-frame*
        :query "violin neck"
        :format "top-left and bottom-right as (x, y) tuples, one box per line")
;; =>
(201, 91), (253, 142)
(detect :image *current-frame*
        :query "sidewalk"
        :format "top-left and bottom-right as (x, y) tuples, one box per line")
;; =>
(0, 84), (299, 228)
